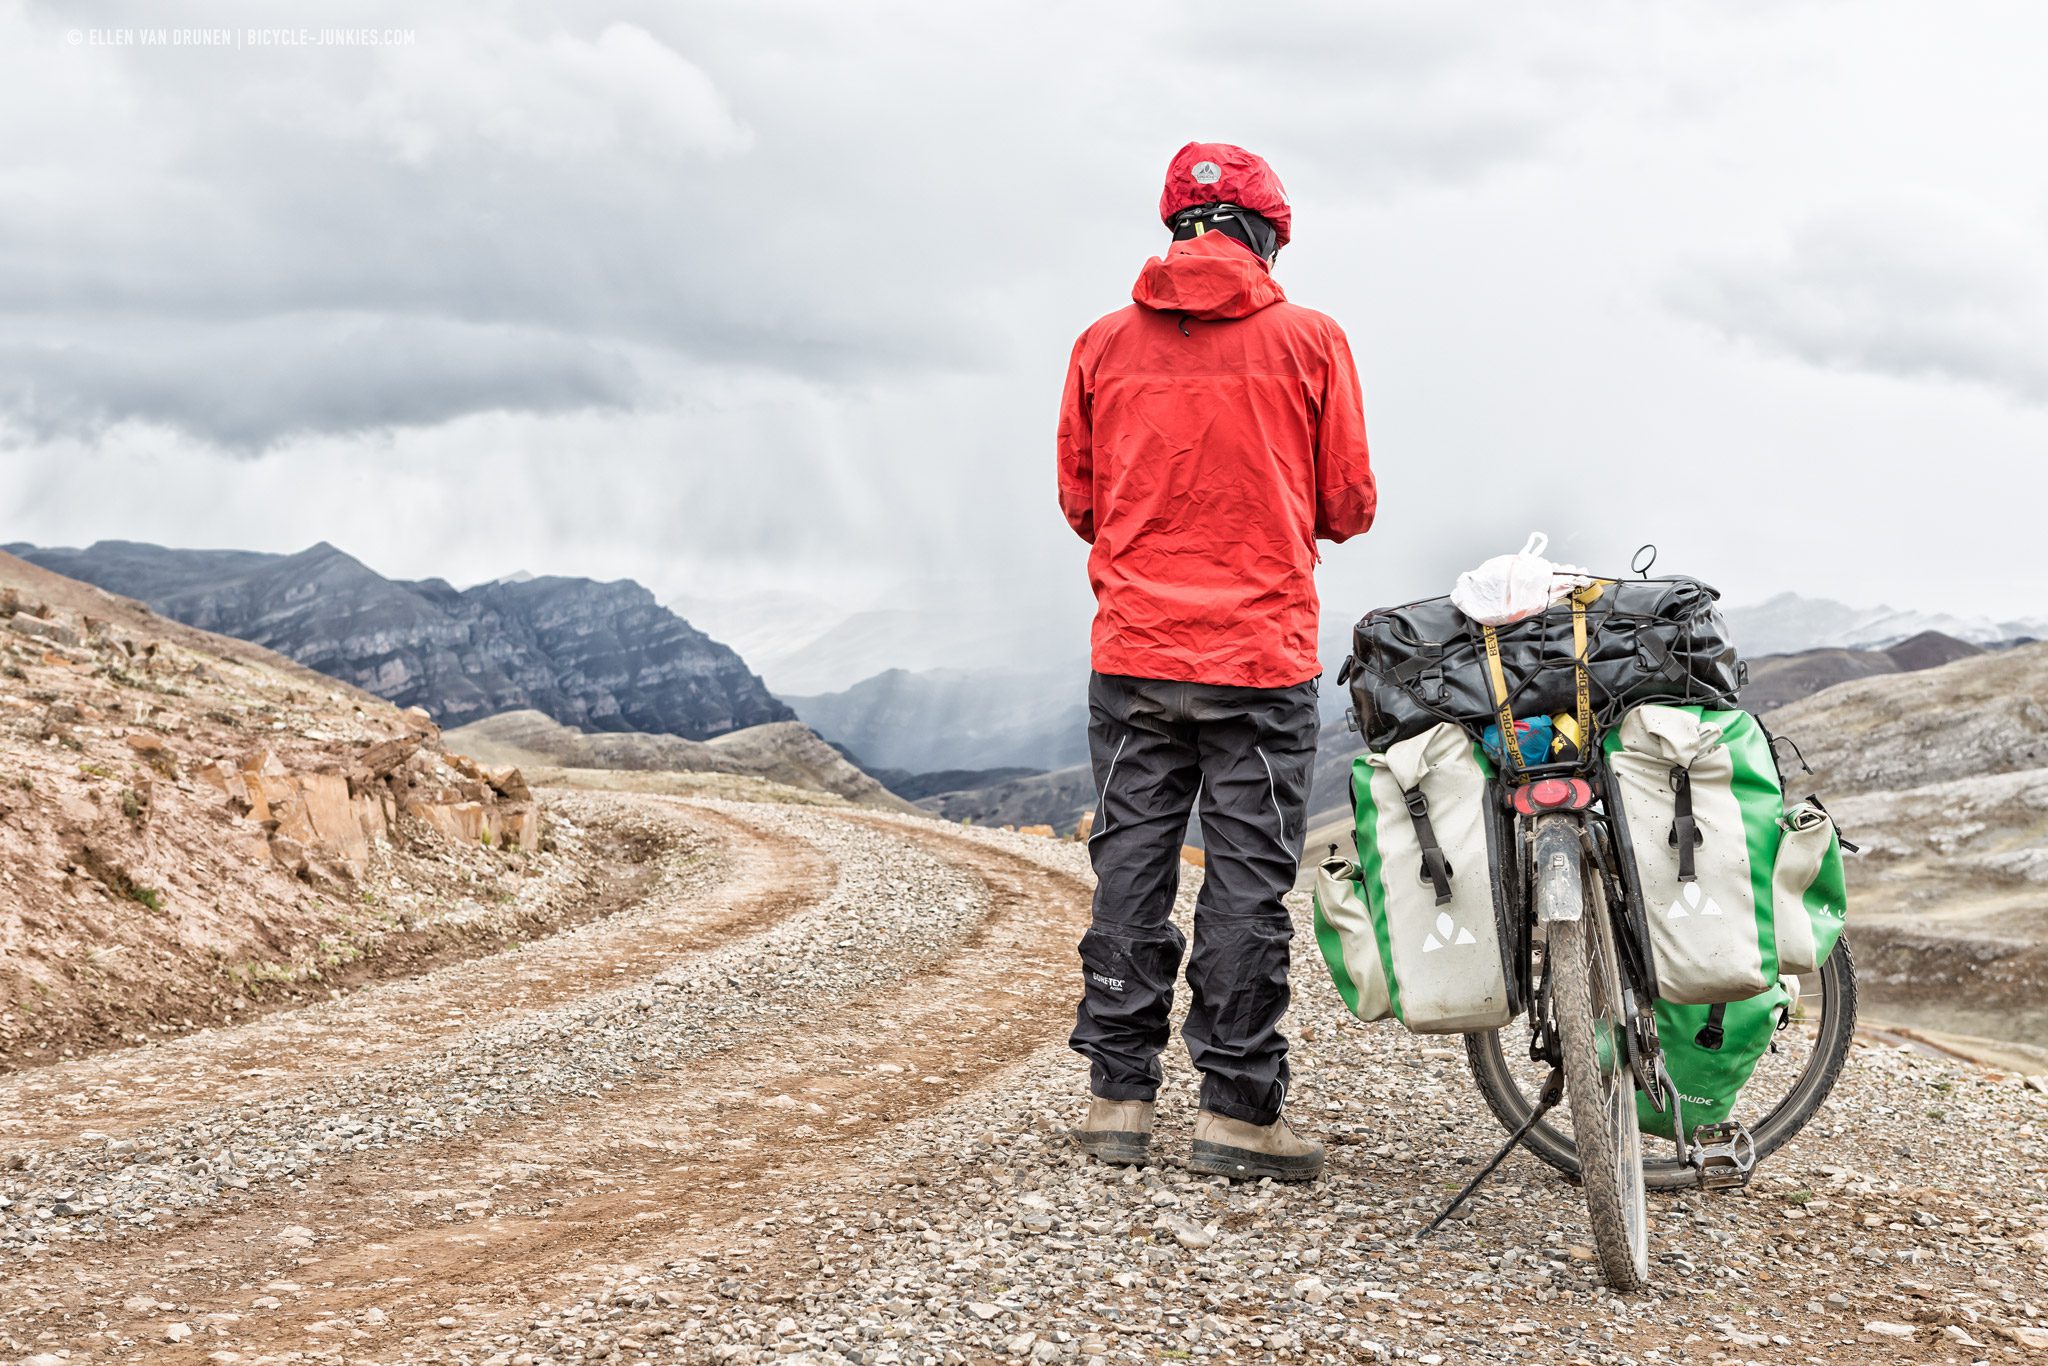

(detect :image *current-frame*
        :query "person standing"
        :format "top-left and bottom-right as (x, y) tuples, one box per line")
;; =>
(1056, 141), (1376, 1181)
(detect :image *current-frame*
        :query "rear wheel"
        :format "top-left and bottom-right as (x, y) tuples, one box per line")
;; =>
(1541, 833), (1648, 1290)
(1467, 937), (1859, 1188)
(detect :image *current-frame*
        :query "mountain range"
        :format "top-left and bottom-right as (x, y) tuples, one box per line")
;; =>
(1739, 629), (1986, 712)
(1724, 592), (2047, 657)
(442, 709), (913, 812)
(932, 624), (2027, 844)
(6, 541), (791, 740)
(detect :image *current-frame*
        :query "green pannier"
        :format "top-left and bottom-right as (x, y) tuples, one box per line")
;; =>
(1312, 721), (1520, 1034)
(1603, 704), (1848, 1004)
(1636, 983), (1790, 1141)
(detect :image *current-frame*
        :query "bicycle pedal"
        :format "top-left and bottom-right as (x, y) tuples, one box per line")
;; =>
(1687, 1120), (1757, 1191)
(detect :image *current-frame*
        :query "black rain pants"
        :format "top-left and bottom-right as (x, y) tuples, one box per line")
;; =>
(1068, 671), (1318, 1126)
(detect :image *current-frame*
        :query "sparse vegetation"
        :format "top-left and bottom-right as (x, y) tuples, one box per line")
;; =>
(95, 663), (186, 695)
(129, 884), (164, 912)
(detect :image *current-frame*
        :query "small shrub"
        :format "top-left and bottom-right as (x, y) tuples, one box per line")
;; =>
(129, 885), (164, 912)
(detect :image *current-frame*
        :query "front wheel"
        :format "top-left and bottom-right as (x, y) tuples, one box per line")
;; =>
(1541, 833), (1648, 1290)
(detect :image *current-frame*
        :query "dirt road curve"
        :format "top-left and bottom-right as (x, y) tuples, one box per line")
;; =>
(4, 794), (2047, 1365)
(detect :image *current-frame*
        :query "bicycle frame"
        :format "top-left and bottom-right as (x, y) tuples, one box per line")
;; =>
(1512, 784), (1691, 1168)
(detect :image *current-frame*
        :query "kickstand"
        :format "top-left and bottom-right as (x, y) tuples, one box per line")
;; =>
(1418, 1067), (1564, 1240)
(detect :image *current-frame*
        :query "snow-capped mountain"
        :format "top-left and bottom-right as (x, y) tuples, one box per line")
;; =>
(1726, 592), (2047, 657)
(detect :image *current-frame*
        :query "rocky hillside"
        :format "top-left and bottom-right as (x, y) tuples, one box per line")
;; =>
(787, 666), (1087, 773)
(444, 709), (917, 813)
(1741, 630), (1985, 711)
(7, 541), (791, 740)
(1766, 642), (2048, 1051)
(0, 550), (632, 1067)
(1767, 641), (2048, 793)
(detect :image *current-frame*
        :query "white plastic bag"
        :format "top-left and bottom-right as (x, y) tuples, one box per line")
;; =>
(1450, 532), (1595, 625)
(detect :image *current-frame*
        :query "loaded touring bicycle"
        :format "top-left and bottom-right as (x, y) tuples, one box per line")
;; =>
(1314, 547), (1856, 1289)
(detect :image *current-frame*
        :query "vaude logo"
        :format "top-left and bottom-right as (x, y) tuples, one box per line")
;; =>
(1090, 971), (1126, 991)
(1421, 911), (1477, 953)
(1664, 883), (1726, 920)
(1680, 1091), (1716, 1106)
(1191, 160), (1222, 184)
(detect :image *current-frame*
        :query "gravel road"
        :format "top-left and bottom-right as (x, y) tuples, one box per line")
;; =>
(2, 793), (2045, 1365)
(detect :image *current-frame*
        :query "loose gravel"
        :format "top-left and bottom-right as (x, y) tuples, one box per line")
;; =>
(0, 800), (980, 1259)
(478, 870), (2048, 1366)
(4, 797), (2046, 1366)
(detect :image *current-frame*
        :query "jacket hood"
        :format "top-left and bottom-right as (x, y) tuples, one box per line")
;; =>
(1132, 232), (1286, 321)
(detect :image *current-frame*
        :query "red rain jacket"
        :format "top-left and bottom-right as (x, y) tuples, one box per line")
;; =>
(1057, 232), (1375, 688)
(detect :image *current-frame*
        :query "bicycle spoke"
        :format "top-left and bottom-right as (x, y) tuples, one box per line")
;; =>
(1467, 938), (1859, 1191)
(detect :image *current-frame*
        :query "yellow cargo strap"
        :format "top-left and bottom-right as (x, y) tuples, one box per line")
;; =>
(1479, 622), (1522, 776)
(1485, 580), (1611, 777)
(1568, 582), (1608, 751)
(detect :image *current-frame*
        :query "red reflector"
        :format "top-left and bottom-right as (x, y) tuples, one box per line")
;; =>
(1513, 778), (1595, 814)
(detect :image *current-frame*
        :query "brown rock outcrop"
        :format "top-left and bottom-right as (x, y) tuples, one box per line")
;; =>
(189, 728), (541, 876)
(0, 547), (577, 1067)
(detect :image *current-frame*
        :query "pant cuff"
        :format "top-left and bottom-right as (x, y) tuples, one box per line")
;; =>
(1090, 1078), (1159, 1103)
(1198, 1091), (1281, 1127)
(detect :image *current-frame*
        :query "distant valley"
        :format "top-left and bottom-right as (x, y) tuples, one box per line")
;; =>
(786, 667), (1088, 773)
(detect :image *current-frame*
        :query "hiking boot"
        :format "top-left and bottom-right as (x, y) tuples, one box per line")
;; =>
(1187, 1110), (1324, 1183)
(1071, 1098), (1154, 1167)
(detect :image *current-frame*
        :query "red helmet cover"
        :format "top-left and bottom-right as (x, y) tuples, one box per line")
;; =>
(1159, 142), (1292, 247)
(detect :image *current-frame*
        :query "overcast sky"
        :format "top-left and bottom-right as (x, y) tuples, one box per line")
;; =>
(4, 0), (2046, 659)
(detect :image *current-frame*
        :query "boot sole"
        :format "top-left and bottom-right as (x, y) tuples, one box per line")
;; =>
(1186, 1139), (1324, 1183)
(1071, 1129), (1150, 1167)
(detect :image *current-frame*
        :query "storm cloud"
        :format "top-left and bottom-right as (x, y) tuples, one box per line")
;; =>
(0, 1), (1593, 448)
(4, 0), (2048, 639)
(1669, 191), (2048, 407)
(0, 315), (641, 446)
